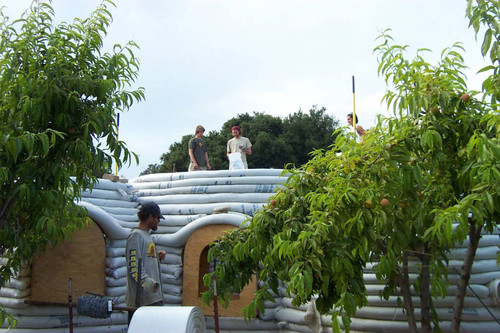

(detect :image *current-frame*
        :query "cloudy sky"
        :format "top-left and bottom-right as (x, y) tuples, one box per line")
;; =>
(1, 0), (489, 179)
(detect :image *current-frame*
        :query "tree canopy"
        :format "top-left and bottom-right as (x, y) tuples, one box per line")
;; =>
(0, 0), (143, 324)
(202, 1), (500, 332)
(142, 106), (340, 174)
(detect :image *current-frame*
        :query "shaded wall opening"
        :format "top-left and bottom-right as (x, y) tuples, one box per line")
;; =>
(30, 221), (106, 303)
(182, 223), (256, 317)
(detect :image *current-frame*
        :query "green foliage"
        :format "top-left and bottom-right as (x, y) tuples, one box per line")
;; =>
(0, 0), (143, 324)
(202, 2), (500, 332)
(147, 106), (339, 174)
(466, 0), (500, 104)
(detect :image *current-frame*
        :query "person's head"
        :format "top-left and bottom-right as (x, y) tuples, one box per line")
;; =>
(231, 125), (241, 138)
(195, 125), (205, 136)
(137, 202), (164, 231)
(347, 113), (358, 126)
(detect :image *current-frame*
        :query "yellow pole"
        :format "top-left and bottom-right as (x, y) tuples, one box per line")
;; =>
(352, 76), (356, 133)
(115, 113), (120, 176)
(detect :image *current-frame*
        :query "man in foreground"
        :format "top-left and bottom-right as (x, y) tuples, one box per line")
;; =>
(126, 201), (166, 318)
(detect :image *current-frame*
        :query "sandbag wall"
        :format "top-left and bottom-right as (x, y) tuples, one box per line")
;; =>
(269, 229), (500, 333)
(0, 179), (136, 332)
(130, 169), (287, 332)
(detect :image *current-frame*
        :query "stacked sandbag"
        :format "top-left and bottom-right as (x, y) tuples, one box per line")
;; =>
(0, 256), (31, 314)
(130, 169), (287, 311)
(270, 228), (500, 333)
(79, 178), (139, 229)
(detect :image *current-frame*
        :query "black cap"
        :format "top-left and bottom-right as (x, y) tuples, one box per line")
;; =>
(139, 202), (164, 219)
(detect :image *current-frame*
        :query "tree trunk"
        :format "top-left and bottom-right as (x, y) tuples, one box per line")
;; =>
(450, 220), (482, 333)
(397, 251), (418, 333)
(419, 247), (432, 333)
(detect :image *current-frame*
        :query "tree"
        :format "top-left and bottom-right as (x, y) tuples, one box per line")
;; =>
(202, 1), (500, 332)
(0, 0), (143, 325)
(150, 107), (339, 173)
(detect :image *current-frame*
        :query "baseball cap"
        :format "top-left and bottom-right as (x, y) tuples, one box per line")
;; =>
(139, 202), (165, 219)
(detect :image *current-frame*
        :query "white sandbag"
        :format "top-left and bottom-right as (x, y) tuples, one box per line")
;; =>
(4, 277), (30, 290)
(130, 168), (285, 183)
(131, 176), (287, 190)
(354, 305), (500, 321)
(204, 316), (279, 330)
(106, 266), (126, 279)
(78, 202), (129, 240)
(458, 234), (500, 247)
(162, 283), (182, 296)
(0, 296), (28, 308)
(2, 305), (69, 316)
(0, 287), (30, 299)
(128, 306), (206, 333)
(448, 270), (500, 285)
(365, 295), (495, 308)
(447, 245), (499, 260)
(0, 325), (128, 333)
(162, 253), (182, 265)
(98, 206), (138, 216)
(112, 214), (139, 222)
(488, 278), (500, 306)
(258, 306), (277, 320)
(81, 188), (134, 200)
(84, 178), (132, 192)
(274, 306), (308, 325)
(134, 184), (280, 197)
(106, 239), (127, 248)
(106, 257), (125, 269)
(106, 285), (126, 297)
(161, 264), (183, 278)
(163, 294), (183, 304)
(78, 197), (138, 208)
(138, 192), (274, 205)
(162, 275), (182, 285)
(106, 246), (125, 258)
(157, 202), (264, 216)
(152, 214), (247, 248)
(364, 283), (490, 298)
(106, 276), (126, 288)
(155, 225), (183, 234)
(1, 312), (126, 329)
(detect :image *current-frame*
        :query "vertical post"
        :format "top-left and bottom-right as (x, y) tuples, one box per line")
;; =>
(352, 76), (356, 133)
(68, 278), (73, 333)
(115, 113), (120, 176)
(212, 274), (219, 333)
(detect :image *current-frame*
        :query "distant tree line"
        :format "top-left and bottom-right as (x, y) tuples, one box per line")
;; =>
(141, 106), (341, 174)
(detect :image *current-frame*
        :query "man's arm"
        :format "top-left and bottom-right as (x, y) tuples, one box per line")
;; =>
(204, 152), (211, 169)
(188, 148), (198, 169)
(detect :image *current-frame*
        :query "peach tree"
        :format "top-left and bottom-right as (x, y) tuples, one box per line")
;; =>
(202, 1), (500, 332)
(0, 0), (142, 325)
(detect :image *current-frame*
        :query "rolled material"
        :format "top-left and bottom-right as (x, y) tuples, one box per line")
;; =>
(128, 306), (206, 333)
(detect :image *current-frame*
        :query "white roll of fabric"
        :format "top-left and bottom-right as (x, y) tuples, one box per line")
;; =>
(128, 306), (206, 333)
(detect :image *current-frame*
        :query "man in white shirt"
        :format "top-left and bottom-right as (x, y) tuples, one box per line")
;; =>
(227, 125), (252, 169)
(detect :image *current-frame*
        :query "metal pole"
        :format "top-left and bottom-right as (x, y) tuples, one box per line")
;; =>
(212, 274), (219, 333)
(352, 76), (356, 133)
(68, 278), (73, 333)
(115, 113), (120, 176)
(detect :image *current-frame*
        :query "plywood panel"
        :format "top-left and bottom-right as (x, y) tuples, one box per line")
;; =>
(31, 222), (106, 303)
(182, 224), (257, 317)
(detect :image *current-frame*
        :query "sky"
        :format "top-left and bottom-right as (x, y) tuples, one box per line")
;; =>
(1, 0), (490, 179)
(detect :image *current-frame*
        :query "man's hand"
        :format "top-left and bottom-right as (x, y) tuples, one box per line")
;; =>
(158, 250), (166, 261)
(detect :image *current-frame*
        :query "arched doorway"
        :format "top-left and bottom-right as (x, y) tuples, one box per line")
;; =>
(182, 224), (257, 317)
